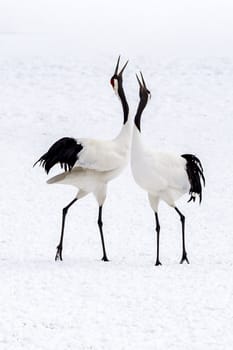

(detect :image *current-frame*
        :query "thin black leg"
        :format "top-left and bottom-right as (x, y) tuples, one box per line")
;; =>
(155, 212), (162, 266)
(98, 206), (109, 261)
(175, 207), (189, 264)
(55, 198), (78, 261)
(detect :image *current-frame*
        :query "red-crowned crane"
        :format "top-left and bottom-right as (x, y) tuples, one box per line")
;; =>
(34, 57), (130, 262)
(131, 73), (205, 266)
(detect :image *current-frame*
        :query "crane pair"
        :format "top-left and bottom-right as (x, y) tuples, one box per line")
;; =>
(34, 57), (205, 266)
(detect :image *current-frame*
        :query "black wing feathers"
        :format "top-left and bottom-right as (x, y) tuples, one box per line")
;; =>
(34, 137), (83, 174)
(181, 154), (205, 203)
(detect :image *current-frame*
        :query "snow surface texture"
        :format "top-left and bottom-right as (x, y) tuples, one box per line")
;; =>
(1, 37), (233, 349)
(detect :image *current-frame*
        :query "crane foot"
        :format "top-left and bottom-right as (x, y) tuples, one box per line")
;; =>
(155, 260), (162, 266)
(55, 245), (63, 261)
(180, 252), (190, 264)
(101, 256), (109, 262)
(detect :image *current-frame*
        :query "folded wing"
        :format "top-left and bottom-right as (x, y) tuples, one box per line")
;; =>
(34, 137), (128, 174)
(34, 137), (83, 173)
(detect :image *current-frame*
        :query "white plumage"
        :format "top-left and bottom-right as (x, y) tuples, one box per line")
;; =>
(131, 73), (205, 266)
(35, 57), (131, 261)
(74, 129), (130, 172)
(131, 137), (190, 204)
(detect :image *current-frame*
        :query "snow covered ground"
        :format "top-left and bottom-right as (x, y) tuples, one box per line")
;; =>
(1, 34), (233, 349)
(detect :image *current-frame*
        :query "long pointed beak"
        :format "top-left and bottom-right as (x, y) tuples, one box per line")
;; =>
(114, 56), (121, 75)
(136, 72), (151, 97)
(136, 73), (142, 87)
(114, 56), (128, 76)
(140, 71), (147, 88)
(119, 60), (129, 75)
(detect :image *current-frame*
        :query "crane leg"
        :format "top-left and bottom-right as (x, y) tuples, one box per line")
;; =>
(98, 206), (109, 261)
(55, 198), (78, 261)
(155, 212), (162, 266)
(175, 207), (190, 264)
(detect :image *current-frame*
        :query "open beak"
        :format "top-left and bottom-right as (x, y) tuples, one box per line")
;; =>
(136, 72), (151, 98)
(114, 56), (129, 76)
(136, 71), (147, 88)
(136, 73), (143, 87)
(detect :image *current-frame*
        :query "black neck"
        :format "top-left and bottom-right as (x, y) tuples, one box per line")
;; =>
(134, 98), (147, 132)
(118, 84), (129, 125)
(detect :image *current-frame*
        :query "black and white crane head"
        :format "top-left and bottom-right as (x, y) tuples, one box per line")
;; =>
(110, 56), (128, 96)
(136, 71), (151, 102)
(134, 72), (151, 133)
(109, 56), (129, 125)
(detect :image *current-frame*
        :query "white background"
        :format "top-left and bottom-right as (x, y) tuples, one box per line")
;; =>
(0, 0), (233, 56)
(1, 1), (233, 349)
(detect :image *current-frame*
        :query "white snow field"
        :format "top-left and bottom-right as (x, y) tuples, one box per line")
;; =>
(1, 35), (233, 349)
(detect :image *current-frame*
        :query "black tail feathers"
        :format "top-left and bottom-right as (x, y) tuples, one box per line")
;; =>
(181, 154), (205, 204)
(34, 137), (83, 174)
